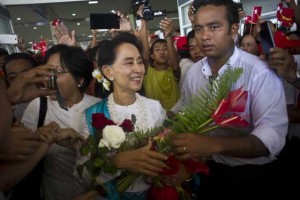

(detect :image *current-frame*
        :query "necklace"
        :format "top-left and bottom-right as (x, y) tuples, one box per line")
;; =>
(107, 93), (148, 131)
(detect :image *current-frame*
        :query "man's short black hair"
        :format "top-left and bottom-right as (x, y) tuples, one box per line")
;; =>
(193, 0), (239, 26)
(2, 53), (37, 77)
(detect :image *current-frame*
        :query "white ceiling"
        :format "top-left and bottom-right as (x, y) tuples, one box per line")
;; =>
(0, 0), (179, 47)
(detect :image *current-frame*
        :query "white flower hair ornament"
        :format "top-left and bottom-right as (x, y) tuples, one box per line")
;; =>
(92, 68), (111, 91)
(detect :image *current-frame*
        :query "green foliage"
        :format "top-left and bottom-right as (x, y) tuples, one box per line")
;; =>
(169, 67), (243, 134)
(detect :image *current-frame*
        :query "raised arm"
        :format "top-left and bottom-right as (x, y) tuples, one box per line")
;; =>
(160, 18), (180, 79)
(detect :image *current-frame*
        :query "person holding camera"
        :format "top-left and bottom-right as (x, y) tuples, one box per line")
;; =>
(20, 44), (100, 200)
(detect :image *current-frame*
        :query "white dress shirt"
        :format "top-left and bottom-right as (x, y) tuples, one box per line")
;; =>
(181, 47), (288, 166)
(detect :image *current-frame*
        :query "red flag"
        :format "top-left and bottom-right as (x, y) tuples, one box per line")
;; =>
(244, 16), (254, 24)
(32, 39), (47, 57)
(279, 7), (294, 27)
(277, 2), (283, 20)
(274, 31), (300, 49)
(52, 18), (61, 27)
(251, 6), (262, 24)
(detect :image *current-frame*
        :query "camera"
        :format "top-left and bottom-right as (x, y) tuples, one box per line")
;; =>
(47, 70), (57, 89)
(132, 0), (166, 21)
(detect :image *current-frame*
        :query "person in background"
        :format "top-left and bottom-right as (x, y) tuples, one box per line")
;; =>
(240, 34), (260, 56)
(142, 17), (180, 110)
(2, 53), (38, 120)
(171, 0), (288, 198)
(176, 36), (194, 90)
(268, 46), (300, 196)
(187, 29), (204, 63)
(0, 48), (9, 77)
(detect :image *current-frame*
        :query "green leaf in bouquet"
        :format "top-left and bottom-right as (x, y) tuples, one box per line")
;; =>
(87, 135), (95, 144)
(80, 145), (91, 155)
(93, 158), (104, 167)
(169, 66), (243, 134)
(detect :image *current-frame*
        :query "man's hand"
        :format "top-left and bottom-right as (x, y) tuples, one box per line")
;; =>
(268, 47), (297, 83)
(7, 64), (56, 104)
(0, 126), (41, 161)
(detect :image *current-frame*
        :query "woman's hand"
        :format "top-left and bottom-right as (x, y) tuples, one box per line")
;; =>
(55, 128), (85, 148)
(36, 122), (60, 144)
(112, 140), (168, 176)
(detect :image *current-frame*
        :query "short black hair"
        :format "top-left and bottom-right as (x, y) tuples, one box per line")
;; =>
(44, 44), (93, 93)
(187, 30), (195, 44)
(2, 53), (37, 77)
(97, 32), (143, 68)
(193, 0), (239, 26)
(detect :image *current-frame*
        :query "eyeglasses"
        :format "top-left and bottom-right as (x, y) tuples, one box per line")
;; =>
(51, 68), (70, 76)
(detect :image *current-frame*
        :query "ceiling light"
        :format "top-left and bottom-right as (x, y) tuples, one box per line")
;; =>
(88, 1), (98, 4)
(72, 13), (76, 16)
(16, 17), (21, 20)
(77, 23), (80, 26)
(33, 27), (37, 30)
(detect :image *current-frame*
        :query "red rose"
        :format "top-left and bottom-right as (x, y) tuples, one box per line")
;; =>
(92, 113), (115, 131)
(120, 119), (134, 132)
(148, 185), (178, 200)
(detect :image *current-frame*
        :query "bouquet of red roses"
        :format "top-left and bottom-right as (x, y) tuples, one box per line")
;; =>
(75, 113), (135, 190)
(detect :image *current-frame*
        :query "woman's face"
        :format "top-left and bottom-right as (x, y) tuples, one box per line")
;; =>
(104, 43), (145, 94)
(47, 53), (81, 102)
(240, 35), (259, 55)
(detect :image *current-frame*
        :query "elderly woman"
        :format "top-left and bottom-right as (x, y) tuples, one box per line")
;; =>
(21, 44), (100, 200)
(85, 32), (168, 200)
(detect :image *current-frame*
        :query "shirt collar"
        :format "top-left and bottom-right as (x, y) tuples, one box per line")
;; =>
(201, 46), (240, 79)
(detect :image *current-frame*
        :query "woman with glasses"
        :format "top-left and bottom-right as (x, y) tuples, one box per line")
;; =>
(21, 44), (100, 200)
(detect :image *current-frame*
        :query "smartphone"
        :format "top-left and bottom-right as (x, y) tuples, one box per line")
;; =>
(47, 70), (68, 111)
(260, 22), (276, 58)
(90, 13), (120, 29)
(0, 34), (18, 44)
(47, 71), (57, 90)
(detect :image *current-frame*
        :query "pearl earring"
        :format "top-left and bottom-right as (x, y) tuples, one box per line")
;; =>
(110, 77), (114, 81)
(77, 83), (81, 87)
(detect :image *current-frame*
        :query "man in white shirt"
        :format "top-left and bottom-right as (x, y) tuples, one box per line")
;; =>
(170, 0), (288, 198)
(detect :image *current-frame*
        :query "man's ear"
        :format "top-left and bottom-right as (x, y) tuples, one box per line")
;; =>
(231, 23), (239, 39)
(102, 65), (114, 81)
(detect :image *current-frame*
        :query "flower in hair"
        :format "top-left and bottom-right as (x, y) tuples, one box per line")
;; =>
(92, 68), (110, 91)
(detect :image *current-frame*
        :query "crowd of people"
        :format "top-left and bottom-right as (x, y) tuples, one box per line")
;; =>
(1, 0), (300, 199)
